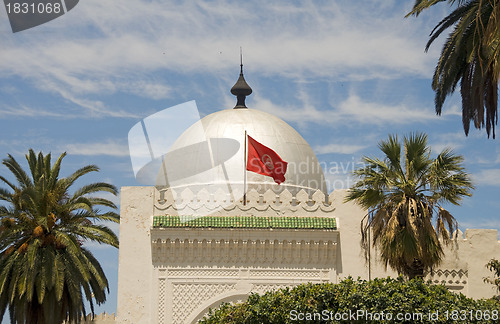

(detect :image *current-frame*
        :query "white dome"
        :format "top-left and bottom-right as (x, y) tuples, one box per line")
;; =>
(156, 108), (327, 196)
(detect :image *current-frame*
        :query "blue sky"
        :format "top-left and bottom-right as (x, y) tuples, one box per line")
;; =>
(1, 0), (500, 319)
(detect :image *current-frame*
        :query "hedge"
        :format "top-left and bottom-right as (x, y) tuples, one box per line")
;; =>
(199, 277), (500, 323)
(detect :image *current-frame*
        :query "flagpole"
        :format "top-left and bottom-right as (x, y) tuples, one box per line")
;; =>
(243, 130), (247, 206)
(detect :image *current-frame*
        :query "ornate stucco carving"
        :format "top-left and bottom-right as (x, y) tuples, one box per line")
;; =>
(427, 269), (468, 287)
(153, 188), (336, 215)
(171, 283), (236, 324)
(151, 236), (337, 267)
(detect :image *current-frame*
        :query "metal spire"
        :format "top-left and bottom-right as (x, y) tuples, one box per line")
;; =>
(240, 47), (243, 73)
(231, 48), (252, 109)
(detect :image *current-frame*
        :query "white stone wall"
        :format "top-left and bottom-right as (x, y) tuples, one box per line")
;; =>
(82, 313), (117, 323)
(151, 227), (338, 324)
(429, 229), (500, 299)
(117, 187), (155, 323)
(115, 186), (500, 324)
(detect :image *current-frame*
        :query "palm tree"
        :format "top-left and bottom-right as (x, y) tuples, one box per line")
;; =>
(345, 133), (473, 279)
(0, 150), (119, 323)
(407, 0), (500, 138)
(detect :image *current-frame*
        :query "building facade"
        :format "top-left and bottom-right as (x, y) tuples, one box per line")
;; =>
(114, 69), (500, 324)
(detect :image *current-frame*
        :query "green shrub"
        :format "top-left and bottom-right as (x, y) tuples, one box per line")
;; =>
(199, 277), (500, 323)
(484, 259), (500, 298)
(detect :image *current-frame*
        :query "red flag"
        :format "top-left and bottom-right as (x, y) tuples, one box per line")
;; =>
(246, 135), (288, 184)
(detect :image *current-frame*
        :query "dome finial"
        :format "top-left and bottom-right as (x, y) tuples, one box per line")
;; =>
(231, 48), (252, 109)
(240, 47), (243, 73)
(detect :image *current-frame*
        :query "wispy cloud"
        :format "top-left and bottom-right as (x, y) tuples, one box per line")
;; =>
(442, 104), (462, 117)
(253, 92), (439, 127)
(336, 94), (439, 125)
(38, 79), (141, 119)
(315, 143), (368, 155)
(473, 169), (500, 187)
(0, 104), (74, 118)
(0, 0), (440, 113)
(458, 218), (500, 232)
(62, 140), (130, 157)
(429, 131), (467, 153)
(128, 81), (172, 100)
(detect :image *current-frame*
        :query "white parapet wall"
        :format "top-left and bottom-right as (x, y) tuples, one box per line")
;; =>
(431, 228), (500, 299)
(115, 186), (500, 324)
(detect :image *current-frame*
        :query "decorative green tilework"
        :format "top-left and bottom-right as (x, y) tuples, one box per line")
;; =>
(152, 215), (336, 229)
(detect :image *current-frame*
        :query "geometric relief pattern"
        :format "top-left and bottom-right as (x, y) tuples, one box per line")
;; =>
(152, 238), (337, 266)
(171, 283), (236, 324)
(168, 269), (239, 277)
(249, 269), (321, 278)
(154, 188), (336, 213)
(427, 269), (468, 286)
(158, 279), (166, 323)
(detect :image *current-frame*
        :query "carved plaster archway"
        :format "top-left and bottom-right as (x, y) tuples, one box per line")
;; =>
(186, 291), (251, 324)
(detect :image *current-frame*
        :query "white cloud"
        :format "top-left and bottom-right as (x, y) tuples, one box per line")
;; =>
(37, 78), (141, 119)
(458, 219), (500, 232)
(473, 169), (500, 187)
(128, 81), (172, 100)
(62, 140), (130, 157)
(0, 104), (74, 118)
(336, 94), (438, 125)
(0, 0), (440, 111)
(253, 92), (439, 127)
(315, 143), (368, 155)
(442, 104), (462, 117)
(429, 131), (466, 153)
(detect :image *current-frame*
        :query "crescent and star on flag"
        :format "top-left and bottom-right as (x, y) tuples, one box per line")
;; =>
(245, 134), (288, 185)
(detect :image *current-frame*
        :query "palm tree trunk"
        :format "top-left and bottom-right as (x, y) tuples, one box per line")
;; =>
(408, 258), (424, 280)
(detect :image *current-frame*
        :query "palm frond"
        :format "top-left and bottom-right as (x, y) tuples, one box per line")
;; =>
(2, 155), (32, 190)
(346, 133), (472, 278)
(406, 0), (466, 17)
(0, 150), (118, 322)
(412, 0), (500, 138)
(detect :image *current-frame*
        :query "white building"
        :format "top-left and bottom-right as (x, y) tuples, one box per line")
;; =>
(114, 68), (500, 324)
